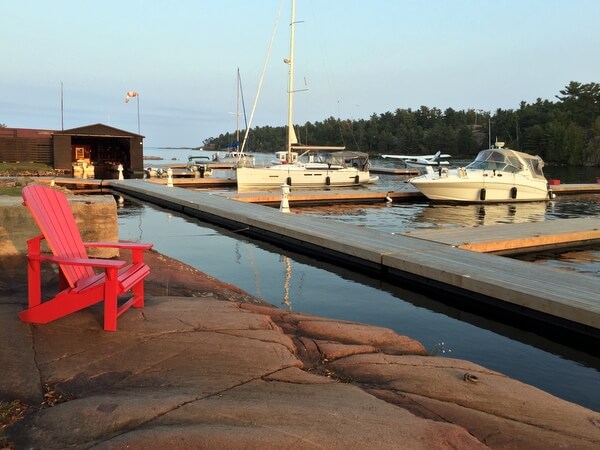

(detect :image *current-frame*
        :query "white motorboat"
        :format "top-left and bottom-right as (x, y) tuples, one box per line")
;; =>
(236, 0), (374, 190)
(213, 150), (255, 168)
(186, 155), (213, 177)
(409, 142), (554, 202)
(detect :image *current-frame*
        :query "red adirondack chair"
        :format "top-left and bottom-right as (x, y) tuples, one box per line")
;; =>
(20, 184), (153, 331)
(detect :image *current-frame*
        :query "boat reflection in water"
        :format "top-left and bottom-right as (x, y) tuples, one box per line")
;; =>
(281, 255), (293, 310)
(297, 199), (550, 234)
(413, 201), (549, 229)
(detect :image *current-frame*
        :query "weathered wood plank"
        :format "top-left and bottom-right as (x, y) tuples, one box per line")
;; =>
(108, 180), (600, 334)
(405, 217), (600, 253)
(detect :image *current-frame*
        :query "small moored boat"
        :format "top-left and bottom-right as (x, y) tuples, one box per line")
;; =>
(186, 155), (213, 177)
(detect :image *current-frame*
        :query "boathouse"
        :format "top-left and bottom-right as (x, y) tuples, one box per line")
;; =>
(0, 124), (144, 177)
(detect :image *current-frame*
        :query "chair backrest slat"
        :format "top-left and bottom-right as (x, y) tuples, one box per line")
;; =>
(22, 185), (95, 287)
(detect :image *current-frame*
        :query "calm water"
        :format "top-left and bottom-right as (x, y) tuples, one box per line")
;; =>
(129, 148), (600, 412)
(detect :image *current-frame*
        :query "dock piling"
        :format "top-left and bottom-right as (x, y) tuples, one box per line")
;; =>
(280, 183), (291, 213)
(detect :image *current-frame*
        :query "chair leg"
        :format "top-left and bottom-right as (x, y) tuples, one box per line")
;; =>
(27, 258), (42, 308)
(132, 281), (145, 308)
(27, 237), (43, 308)
(103, 268), (119, 331)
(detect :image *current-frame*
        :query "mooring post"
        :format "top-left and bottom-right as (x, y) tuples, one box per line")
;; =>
(166, 168), (173, 187)
(117, 164), (124, 180)
(280, 183), (290, 213)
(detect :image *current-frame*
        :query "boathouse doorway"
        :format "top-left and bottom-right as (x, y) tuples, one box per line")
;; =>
(52, 124), (144, 178)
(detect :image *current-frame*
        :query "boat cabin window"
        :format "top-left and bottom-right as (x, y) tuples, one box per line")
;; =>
(276, 151), (299, 164)
(466, 150), (521, 173)
(523, 157), (546, 178)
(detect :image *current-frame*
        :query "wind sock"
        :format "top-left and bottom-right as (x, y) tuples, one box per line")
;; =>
(125, 91), (138, 103)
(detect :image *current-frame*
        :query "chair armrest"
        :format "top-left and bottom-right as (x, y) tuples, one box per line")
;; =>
(83, 242), (153, 250)
(34, 254), (127, 269)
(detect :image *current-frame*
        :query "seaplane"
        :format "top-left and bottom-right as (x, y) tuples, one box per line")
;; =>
(382, 151), (451, 173)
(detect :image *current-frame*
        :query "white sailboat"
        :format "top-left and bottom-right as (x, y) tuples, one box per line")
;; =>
(236, 0), (375, 190)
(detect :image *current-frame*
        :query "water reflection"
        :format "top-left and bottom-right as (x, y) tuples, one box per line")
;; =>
(545, 194), (600, 218)
(297, 193), (599, 235)
(414, 201), (548, 228)
(281, 255), (293, 310)
(519, 246), (600, 277)
(116, 196), (600, 412)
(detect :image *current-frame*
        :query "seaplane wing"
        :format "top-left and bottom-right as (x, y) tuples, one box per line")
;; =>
(382, 153), (451, 161)
(382, 154), (411, 160)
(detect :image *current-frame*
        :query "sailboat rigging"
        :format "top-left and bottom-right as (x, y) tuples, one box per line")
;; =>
(214, 68), (255, 168)
(236, 0), (376, 190)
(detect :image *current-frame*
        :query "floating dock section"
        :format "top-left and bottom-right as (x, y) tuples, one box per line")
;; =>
(405, 218), (600, 254)
(107, 180), (600, 340)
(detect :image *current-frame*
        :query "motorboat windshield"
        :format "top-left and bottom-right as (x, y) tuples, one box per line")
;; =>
(521, 154), (546, 178)
(465, 148), (546, 179)
(466, 149), (522, 173)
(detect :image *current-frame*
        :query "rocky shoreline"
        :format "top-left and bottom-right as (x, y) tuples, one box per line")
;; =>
(2, 250), (599, 448)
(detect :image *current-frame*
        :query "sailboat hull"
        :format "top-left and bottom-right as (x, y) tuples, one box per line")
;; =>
(236, 166), (372, 189)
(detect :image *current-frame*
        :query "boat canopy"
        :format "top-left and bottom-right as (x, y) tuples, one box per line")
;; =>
(466, 149), (546, 179)
(328, 151), (371, 170)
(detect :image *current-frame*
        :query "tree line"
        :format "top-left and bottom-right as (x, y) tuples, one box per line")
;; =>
(204, 81), (600, 166)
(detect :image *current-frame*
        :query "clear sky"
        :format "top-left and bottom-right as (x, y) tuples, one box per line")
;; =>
(2, 0), (599, 147)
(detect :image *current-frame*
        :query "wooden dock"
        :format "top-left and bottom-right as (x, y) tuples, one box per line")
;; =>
(30, 175), (600, 203)
(551, 183), (600, 194)
(32, 176), (237, 189)
(106, 179), (600, 339)
(145, 177), (236, 188)
(230, 185), (424, 205)
(405, 217), (600, 254)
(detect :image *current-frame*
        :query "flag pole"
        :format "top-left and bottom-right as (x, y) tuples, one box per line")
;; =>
(60, 82), (64, 131)
(125, 91), (140, 135)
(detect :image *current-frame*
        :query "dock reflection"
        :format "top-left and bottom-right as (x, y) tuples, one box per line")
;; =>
(115, 196), (600, 412)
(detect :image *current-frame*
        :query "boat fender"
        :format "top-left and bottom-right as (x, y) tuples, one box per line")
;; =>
(510, 187), (517, 199)
(286, 177), (292, 186)
(479, 188), (486, 201)
(354, 175), (359, 184)
(325, 176), (331, 186)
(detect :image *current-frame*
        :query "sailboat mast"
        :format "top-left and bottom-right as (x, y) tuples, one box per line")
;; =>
(286, 0), (296, 159)
(236, 68), (240, 148)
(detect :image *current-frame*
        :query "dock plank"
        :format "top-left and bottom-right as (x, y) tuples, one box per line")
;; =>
(551, 183), (600, 194)
(383, 247), (600, 330)
(405, 217), (600, 253)
(107, 180), (600, 336)
(231, 184), (423, 204)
